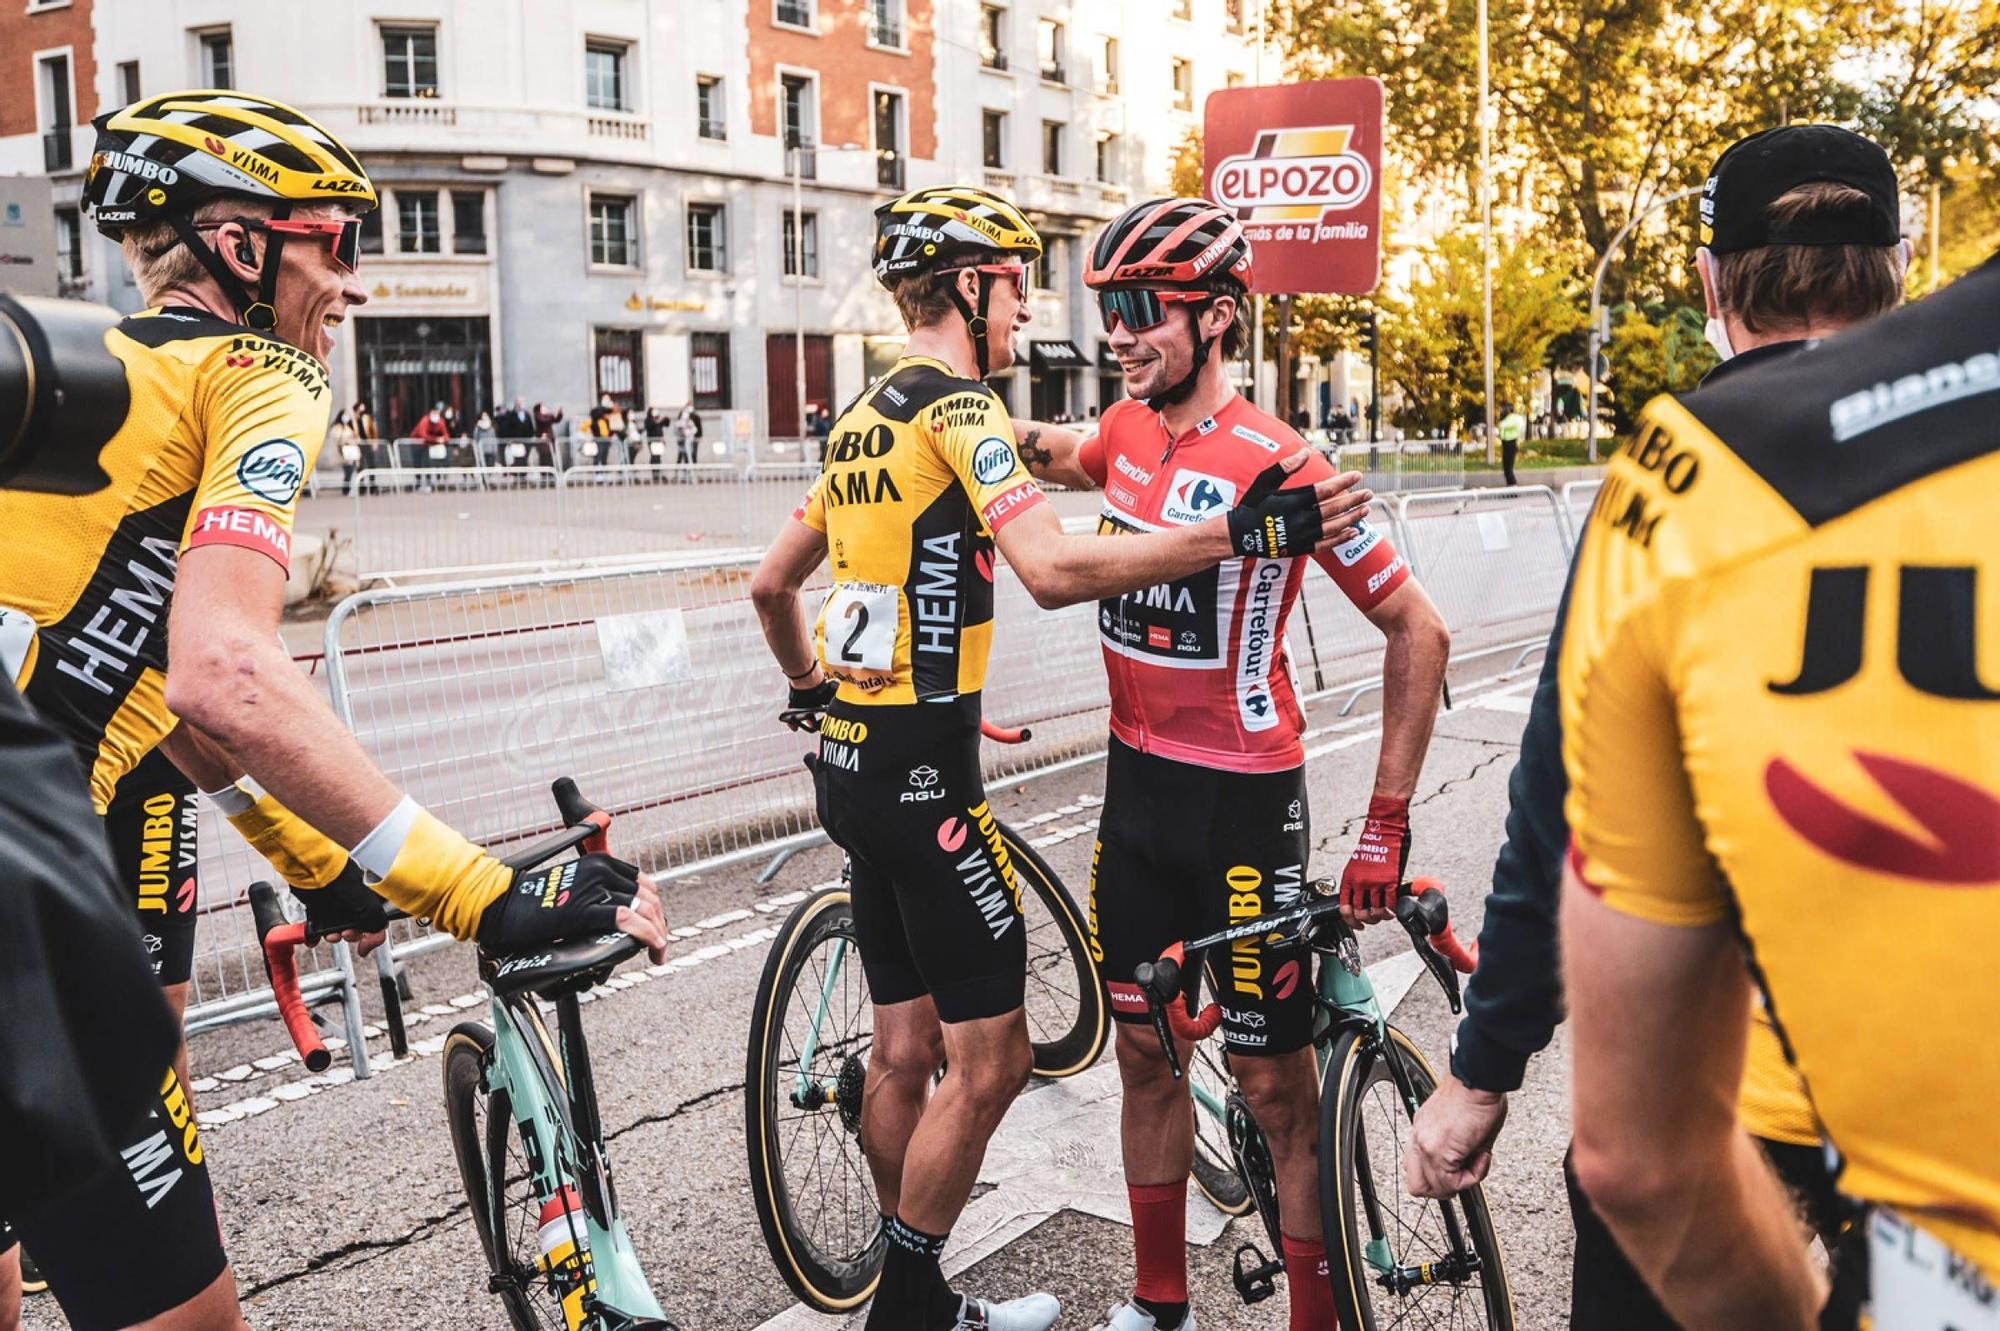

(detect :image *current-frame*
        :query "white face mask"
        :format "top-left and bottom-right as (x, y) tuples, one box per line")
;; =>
(1704, 316), (1736, 362)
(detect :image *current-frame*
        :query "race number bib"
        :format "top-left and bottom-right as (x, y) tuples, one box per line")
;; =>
(1870, 1209), (2000, 1330)
(820, 582), (899, 674)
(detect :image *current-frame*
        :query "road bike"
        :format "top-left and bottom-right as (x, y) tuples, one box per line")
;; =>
(744, 717), (1107, 1312)
(1135, 877), (1514, 1330)
(254, 778), (678, 1331)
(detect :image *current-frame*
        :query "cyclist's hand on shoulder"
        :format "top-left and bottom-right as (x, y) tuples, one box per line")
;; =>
(1224, 449), (1371, 558)
(780, 673), (839, 732)
(475, 852), (669, 964)
(1405, 1073), (1508, 1199)
(1337, 793), (1410, 926)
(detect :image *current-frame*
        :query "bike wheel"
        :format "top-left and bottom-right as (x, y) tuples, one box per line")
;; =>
(442, 1022), (547, 1331)
(1001, 823), (1108, 1078)
(1320, 1026), (1514, 1330)
(1188, 1043), (1252, 1215)
(746, 887), (884, 1312)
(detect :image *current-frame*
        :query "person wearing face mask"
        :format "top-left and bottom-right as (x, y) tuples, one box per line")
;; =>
(1401, 123), (1910, 1331)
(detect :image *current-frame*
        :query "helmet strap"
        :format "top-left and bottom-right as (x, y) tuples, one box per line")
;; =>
(942, 268), (995, 380)
(1144, 301), (1217, 411)
(168, 203), (292, 333)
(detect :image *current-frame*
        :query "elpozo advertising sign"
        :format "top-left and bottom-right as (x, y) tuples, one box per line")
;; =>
(1202, 78), (1385, 296)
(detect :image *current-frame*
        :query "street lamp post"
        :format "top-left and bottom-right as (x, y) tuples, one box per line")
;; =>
(1585, 184), (1704, 462)
(1478, 0), (1496, 464)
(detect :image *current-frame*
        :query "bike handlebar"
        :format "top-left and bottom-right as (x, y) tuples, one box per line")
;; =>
(253, 777), (614, 1069)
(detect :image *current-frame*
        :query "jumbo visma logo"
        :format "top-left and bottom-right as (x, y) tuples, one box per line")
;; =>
(1212, 125), (1374, 229)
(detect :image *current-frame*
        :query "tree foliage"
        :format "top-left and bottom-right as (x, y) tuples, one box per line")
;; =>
(1604, 303), (1717, 433)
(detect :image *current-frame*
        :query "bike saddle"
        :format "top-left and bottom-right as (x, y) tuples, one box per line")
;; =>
(480, 931), (645, 1000)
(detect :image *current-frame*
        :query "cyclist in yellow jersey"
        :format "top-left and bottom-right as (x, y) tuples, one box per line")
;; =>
(1561, 159), (1997, 1329)
(0, 92), (666, 1331)
(751, 184), (1373, 1331)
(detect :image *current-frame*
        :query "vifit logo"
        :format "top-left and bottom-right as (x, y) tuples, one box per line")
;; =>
(1212, 125), (1373, 225)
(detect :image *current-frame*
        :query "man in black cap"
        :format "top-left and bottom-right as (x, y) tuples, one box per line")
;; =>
(1399, 123), (1909, 1329)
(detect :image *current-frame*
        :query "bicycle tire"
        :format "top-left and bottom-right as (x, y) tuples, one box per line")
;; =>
(443, 1023), (544, 1331)
(1320, 1025), (1514, 1330)
(745, 886), (885, 1313)
(1189, 1043), (1253, 1215)
(1001, 822), (1108, 1078)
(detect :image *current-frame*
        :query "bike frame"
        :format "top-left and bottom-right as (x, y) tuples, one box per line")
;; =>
(487, 985), (666, 1326)
(791, 934), (854, 1106)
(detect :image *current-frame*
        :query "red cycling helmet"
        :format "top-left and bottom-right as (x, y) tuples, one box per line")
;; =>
(1085, 196), (1254, 291)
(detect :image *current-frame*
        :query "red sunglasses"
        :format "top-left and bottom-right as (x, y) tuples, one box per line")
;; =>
(942, 260), (1033, 297)
(198, 217), (364, 273)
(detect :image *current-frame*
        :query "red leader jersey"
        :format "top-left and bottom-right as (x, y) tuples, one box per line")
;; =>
(1078, 394), (1409, 773)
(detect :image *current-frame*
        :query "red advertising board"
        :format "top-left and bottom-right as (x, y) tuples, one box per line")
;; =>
(1202, 78), (1385, 295)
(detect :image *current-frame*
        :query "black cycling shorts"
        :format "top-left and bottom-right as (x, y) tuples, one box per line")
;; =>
(813, 695), (1025, 1024)
(102, 746), (200, 986)
(1091, 736), (1315, 1057)
(8, 1067), (227, 1330)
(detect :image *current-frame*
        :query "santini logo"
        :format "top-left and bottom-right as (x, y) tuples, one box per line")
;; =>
(1212, 125), (1372, 222)
(1829, 349), (2000, 443)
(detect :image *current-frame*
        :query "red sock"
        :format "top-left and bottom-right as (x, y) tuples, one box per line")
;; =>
(1282, 1232), (1338, 1331)
(1128, 1180), (1189, 1304)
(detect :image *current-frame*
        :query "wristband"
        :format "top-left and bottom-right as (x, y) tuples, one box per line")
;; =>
(373, 808), (512, 941)
(202, 781), (257, 817)
(785, 663), (819, 681)
(351, 795), (423, 881)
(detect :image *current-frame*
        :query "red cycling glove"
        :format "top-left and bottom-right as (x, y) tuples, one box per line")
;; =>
(1339, 794), (1412, 920)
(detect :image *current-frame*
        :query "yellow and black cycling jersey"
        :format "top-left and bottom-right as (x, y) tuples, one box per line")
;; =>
(1561, 262), (2000, 1280)
(793, 355), (1047, 707)
(0, 307), (329, 810)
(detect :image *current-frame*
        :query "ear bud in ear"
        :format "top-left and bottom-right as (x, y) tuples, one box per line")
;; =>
(235, 241), (256, 266)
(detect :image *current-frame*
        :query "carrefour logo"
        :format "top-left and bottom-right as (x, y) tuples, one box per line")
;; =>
(972, 436), (1017, 485)
(1213, 125), (1372, 220)
(1161, 468), (1237, 525)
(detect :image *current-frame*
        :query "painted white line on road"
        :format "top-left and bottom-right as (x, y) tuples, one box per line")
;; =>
(750, 947), (1435, 1331)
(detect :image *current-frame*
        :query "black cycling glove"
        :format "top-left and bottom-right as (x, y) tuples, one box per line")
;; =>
(1226, 460), (1325, 558)
(298, 858), (390, 942)
(780, 676), (840, 732)
(475, 852), (642, 952)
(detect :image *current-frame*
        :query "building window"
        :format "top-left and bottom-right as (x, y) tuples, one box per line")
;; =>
(451, 191), (486, 255)
(54, 207), (82, 283)
(979, 5), (1007, 69)
(199, 29), (233, 89)
(686, 202), (727, 273)
(982, 110), (1006, 169)
(37, 54), (72, 171)
(1171, 58), (1193, 111)
(690, 332), (732, 410)
(781, 72), (816, 175)
(1225, 0), (1246, 31)
(873, 89), (904, 189)
(398, 191), (441, 253)
(382, 25), (438, 99)
(696, 75), (726, 139)
(584, 40), (629, 111)
(594, 328), (644, 410)
(588, 194), (637, 267)
(782, 210), (819, 279)
(1037, 19), (1064, 83)
(358, 207), (384, 255)
(116, 60), (140, 105)
(1042, 120), (1062, 175)
(1035, 235), (1066, 291)
(774, 0), (813, 29)
(1097, 36), (1118, 93)
(1095, 132), (1116, 183)
(869, 0), (903, 48)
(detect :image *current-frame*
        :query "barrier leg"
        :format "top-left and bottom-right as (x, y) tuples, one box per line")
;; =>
(335, 939), (374, 1080)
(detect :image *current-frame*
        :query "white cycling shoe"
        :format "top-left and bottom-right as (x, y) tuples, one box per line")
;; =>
(1090, 1300), (1198, 1331)
(953, 1291), (1061, 1330)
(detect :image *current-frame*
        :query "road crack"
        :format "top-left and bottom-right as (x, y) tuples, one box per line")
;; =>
(1314, 748), (1516, 857)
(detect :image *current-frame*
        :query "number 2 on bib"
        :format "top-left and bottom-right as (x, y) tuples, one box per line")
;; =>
(820, 582), (900, 673)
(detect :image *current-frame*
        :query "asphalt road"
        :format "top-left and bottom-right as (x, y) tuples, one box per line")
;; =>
(21, 662), (1581, 1331)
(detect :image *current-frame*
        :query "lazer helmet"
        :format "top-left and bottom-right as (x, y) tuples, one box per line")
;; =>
(1086, 197), (1254, 409)
(874, 185), (1042, 379)
(85, 90), (376, 331)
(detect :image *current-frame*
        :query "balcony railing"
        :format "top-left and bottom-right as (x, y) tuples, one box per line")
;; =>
(1040, 61), (1065, 84)
(871, 18), (903, 46)
(877, 150), (904, 190)
(358, 101), (457, 127)
(787, 138), (818, 180)
(43, 128), (74, 172)
(587, 114), (648, 141)
(698, 117), (726, 141)
(981, 49), (1009, 71)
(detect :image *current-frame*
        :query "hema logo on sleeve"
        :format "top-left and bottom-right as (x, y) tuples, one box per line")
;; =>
(971, 437), (1018, 486)
(236, 439), (306, 503)
(1162, 469), (1237, 525)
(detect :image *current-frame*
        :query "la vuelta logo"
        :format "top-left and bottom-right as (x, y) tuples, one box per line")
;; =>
(1212, 125), (1373, 221)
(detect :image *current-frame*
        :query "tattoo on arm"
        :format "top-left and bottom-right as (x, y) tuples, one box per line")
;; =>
(1018, 428), (1055, 476)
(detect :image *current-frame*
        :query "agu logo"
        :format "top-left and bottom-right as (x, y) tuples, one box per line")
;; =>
(1213, 125), (1373, 222)
(237, 439), (306, 503)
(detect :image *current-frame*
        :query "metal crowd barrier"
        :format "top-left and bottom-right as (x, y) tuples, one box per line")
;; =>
(1561, 478), (1604, 552)
(1391, 484), (1573, 672)
(344, 467), (563, 582)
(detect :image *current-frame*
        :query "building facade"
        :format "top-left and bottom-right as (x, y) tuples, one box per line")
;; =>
(2, 0), (1272, 441)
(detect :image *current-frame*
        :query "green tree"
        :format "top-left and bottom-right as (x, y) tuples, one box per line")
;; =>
(1378, 232), (1586, 434)
(1603, 303), (1716, 433)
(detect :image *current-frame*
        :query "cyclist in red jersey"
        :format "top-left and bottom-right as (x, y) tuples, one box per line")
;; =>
(1015, 198), (1450, 1331)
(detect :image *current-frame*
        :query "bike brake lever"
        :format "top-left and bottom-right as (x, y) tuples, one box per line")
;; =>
(1394, 896), (1464, 1015)
(1134, 960), (1186, 1081)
